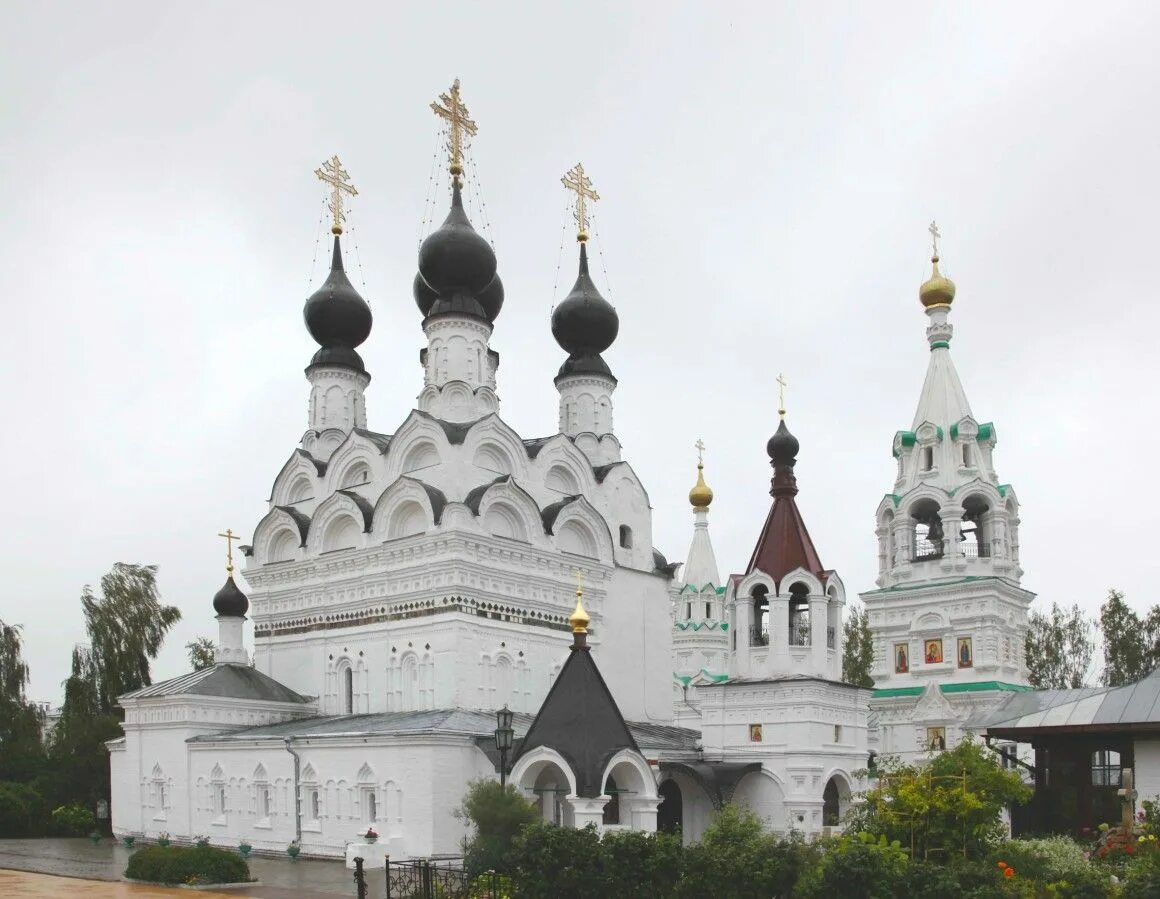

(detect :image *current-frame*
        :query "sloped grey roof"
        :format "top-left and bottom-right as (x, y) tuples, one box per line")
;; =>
(981, 668), (1160, 734)
(119, 664), (311, 705)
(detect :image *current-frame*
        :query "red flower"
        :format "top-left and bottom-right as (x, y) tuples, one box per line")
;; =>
(1004, 868), (1014, 878)
(1126, 844), (1135, 854)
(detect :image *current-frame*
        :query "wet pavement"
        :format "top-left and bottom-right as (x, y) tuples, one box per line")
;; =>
(0, 839), (356, 898)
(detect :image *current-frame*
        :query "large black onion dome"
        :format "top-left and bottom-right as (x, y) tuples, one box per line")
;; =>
(413, 271), (438, 316)
(551, 244), (619, 357)
(213, 576), (249, 618)
(418, 183), (497, 301)
(304, 236), (372, 363)
(767, 418), (800, 467)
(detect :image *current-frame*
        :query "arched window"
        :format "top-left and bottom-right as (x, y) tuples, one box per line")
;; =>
(750, 585), (770, 646)
(823, 778), (841, 827)
(368, 791), (377, 821)
(962, 495), (991, 558)
(619, 525), (633, 549)
(911, 499), (943, 561)
(401, 655), (418, 710)
(310, 789), (320, 820)
(788, 583), (810, 646)
(343, 667), (354, 715)
(922, 446), (934, 471)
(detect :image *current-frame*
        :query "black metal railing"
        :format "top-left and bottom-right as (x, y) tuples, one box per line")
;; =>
(749, 626), (769, 647)
(827, 626), (836, 649)
(912, 539), (943, 562)
(789, 624), (810, 647)
(376, 856), (508, 899)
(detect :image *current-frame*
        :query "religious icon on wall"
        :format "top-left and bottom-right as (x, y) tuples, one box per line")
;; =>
(924, 638), (944, 664)
(958, 637), (973, 668)
(894, 643), (909, 674)
(749, 723), (763, 742)
(927, 726), (946, 751)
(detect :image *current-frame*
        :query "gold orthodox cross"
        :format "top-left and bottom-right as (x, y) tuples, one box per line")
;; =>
(695, 438), (706, 466)
(314, 156), (358, 235)
(218, 529), (241, 574)
(561, 163), (600, 242)
(431, 79), (477, 185)
(776, 373), (787, 418)
(928, 220), (941, 257)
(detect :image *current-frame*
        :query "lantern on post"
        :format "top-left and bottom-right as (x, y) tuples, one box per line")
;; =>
(494, 705), (515, 788)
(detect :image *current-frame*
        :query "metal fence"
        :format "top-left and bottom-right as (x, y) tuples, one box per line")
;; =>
(352, 855), (509, 899)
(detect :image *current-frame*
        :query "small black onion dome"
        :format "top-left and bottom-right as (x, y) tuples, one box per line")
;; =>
(304, 236), (373, 355)
(477, 272), (504, 321)
(551, 244), (619, 356)
(418, 183), (497, 301)
(427, 291), (488, 320)
(213, 576), (249, 618)
(556, 353), (615, 381)
(413, 271), (438, 316)
(767, 418), (800, 466)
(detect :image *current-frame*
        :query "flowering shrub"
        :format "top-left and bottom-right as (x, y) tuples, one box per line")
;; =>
(795, 832), (908, 898)
(50, 803), (96, 836)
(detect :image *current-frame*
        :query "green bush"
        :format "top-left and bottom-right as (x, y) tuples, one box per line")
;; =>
(1122, 850), (1160, 899)
(50, 803), (95, 836)
(795, 832), (908, 899)
(509, 823), (606, 898)
(600, 829), (683, 898)
(993, 837), (1111, 898)
(458, 779), (540, 875)
(125, 845), (251, 885)
(0, 782), (46, 837)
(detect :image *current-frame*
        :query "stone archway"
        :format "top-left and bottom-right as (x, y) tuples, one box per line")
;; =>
(657, 780), (683, 835)
(823, 774), (852, 827)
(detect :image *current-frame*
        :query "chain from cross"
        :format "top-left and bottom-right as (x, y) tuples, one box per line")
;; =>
(314, 156), (358, 235)
(695, 438), (706, 466)
(928, 220), (941, 258)
(218, 529), (241, 574)
(776, 373), (788, 417)
(561, 163), (600, 242)
(431, 79), (477, 184)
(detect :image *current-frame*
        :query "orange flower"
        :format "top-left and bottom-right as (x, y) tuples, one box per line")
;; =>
(997, 861), (1007, 869)
(1004, 868), (1014, 878)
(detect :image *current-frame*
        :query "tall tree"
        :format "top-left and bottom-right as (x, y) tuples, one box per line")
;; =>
(0, 620), (45, 782)
(1100, 589), (1153, 687)
(1024, 602), (1095, 689)
(49, 646), (121, 808)
(80, 563), (182, 712)
(186, 637), (215, 671)
(842, 602), (875, 688)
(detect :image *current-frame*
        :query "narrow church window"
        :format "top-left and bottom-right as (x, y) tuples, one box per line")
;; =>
(922, 446), (934, 471)
(834, 724), (842, 743)
(705, 601), (712, 619)
(368, 791), (377, 821)
(686, 602), (692, 619)
(216, 785), (227, 816)
(344, 667), (354, 715)
(619, 525), (633, 549)
(310, 790), (320, 820)
(962, 443), (971, 467)
(260, 787), (270, 818)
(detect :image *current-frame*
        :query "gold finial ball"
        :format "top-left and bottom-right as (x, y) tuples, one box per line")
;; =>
(569, 588), (590, 634)
(450, 162), (464, 176)
(689, 463), (714, 509)
(920, 255), (956, 308)
(331, 225), (343, 235)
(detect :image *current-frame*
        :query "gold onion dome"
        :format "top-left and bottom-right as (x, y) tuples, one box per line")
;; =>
(689, 463), (714, 509)
(569, 588), (590, 634)
(919, 254), (956, 308)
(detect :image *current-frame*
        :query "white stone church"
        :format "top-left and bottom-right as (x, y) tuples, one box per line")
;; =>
(108, 83), (1031, 858)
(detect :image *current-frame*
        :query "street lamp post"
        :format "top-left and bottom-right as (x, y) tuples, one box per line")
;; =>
(494, 705), (514, 788)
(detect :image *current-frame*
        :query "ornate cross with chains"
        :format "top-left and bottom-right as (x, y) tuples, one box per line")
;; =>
(217, 529), (241, 574)
(695, 438), (706, 466)
(314, 156), (358, 235)
(928, 220), (941, 257)
(431, 79), (478, 185)
(776, 373), (787, 417)
(561, 163), (600, 242)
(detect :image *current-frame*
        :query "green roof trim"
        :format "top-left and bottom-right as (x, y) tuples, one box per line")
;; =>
(949, 422), (959, 440)
(930, 340), (950, 350)
(935, 425), (944, 440)
(673, 668), (729, 686)
(888, 493), (902, 509)
(977, 422), (994, 442)
(674, 620), (728, 632)
(893, 430), (917, 458)
(998, 483), (1011, 498)
(873, 680), (1033, 700)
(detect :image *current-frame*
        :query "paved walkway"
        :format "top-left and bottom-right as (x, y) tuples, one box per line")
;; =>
(0, 839), (354, 898)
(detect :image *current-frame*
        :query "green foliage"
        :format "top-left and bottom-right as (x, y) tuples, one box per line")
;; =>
(48, 645), (122, 808)
(1122, 849), (1160, 899)
(509, 822), (605, 899)
(125, 844), (251, 885)
(1025, 602), (1095, 689)
(458, 779), (540, 875)
(0, 782), (47, 837)
(993, 837), (1111, 897)
(600, 829), (683, 899)
(186, 637), (216, 672)
(842, 602), (875, 688)
(0, 619), (47, 784)
(51, 803), (96, 836)
(796, 832), (908, 899)
(1100, 588), (1156, 687)
(845, 736), (1032, 861)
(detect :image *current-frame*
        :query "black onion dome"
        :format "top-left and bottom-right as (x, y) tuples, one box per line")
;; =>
(304, 236), (373, 369)
(551, 244), (619, 357)
(418, 183), (497, 300)
(767, 418), (800, 466)
(413, 271), (438, 316)
(213, 576), (249, 618)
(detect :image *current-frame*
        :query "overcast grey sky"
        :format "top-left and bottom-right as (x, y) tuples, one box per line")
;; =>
(3, 1), (1158, 703)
